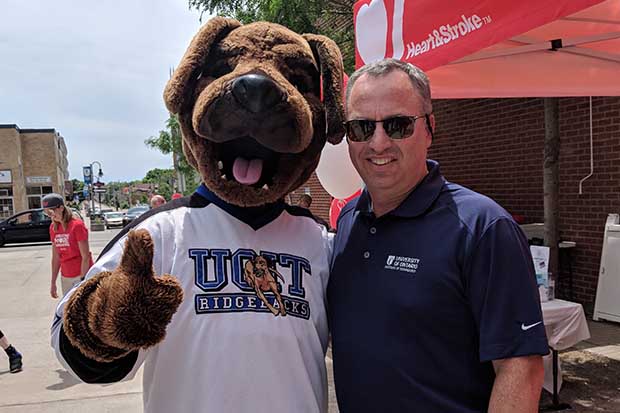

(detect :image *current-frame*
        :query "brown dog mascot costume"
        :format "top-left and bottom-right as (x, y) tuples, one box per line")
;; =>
(51, 17), (345, 413)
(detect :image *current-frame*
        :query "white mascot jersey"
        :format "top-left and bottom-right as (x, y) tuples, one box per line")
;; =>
(51, 187), (332, 413)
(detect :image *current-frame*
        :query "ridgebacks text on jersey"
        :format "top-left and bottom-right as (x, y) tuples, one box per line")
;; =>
(51, 190), (333, 413)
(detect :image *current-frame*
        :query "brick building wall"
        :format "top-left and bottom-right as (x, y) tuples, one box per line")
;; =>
(430, 97), (620, 311)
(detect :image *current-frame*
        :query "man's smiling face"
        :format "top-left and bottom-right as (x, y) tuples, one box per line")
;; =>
(346, 70), (433, 203)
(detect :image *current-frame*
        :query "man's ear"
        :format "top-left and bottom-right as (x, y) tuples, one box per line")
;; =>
(426, 113), (435, 140)
(164, 17), (241, 115)
(425, 114), (435, 148)
(302, 34), (346, 145)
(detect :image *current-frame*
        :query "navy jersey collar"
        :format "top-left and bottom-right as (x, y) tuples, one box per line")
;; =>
(355, 160), (445, 218)
(196, 184), (286, 230)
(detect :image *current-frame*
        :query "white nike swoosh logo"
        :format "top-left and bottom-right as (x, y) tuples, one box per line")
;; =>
(521, 321), (542, 331)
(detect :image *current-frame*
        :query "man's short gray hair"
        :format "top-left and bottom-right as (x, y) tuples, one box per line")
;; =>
(345, 58), (433, 114)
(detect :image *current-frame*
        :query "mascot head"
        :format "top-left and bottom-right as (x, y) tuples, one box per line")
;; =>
(164, 17), (345, 207)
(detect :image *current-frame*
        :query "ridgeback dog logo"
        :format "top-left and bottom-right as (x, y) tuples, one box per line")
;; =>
(244, 256), (287, 317)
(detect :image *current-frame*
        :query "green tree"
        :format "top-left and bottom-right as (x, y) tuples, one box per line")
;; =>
(143, 168), (176, 200)
(188, 0), (355, 72)
(71, 178), (84, 193)
(105, 181), (132, 210)
(145, 115), (199, 194)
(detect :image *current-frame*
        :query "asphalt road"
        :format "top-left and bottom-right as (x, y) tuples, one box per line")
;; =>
(0, 227), (338, 412)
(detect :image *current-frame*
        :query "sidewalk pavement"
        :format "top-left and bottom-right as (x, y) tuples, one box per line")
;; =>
(0, 229), (143, 412)
(576, 319), (620, 361)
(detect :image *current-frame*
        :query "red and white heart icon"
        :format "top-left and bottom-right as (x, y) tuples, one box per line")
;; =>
(355, 0), (405, 65)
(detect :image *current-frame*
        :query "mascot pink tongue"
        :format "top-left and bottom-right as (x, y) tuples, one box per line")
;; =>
(232, 157), (263, 185)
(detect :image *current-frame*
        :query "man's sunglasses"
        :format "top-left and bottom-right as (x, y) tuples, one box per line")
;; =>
(344, 114), (432, 142)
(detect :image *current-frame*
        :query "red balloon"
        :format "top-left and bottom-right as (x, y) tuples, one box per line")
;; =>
(329, 188), (362, 229)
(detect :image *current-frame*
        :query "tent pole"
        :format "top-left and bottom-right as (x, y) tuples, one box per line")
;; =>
(544, 98), (560, 284)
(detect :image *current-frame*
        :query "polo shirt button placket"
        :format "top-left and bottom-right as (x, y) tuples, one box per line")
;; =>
(363, 251), (370, 259)
(369, 227), (377, 235)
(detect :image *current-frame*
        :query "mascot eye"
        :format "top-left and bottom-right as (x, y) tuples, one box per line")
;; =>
(289, 75), (312, 94)
(210, 61), (233, 78)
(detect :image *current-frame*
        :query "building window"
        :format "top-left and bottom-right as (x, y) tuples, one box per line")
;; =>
(26, 186), (53, 195)
(0, 187), (13, 197)
(0, 198), (14, 219)
(26, 185), (54, 209)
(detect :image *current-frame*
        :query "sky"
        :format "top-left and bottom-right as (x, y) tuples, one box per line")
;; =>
(0, 0), (209, 182)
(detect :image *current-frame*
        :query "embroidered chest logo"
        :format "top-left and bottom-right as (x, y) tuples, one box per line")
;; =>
(244, 256), (287, 317)
(385, 255), (421, 274)
(189, 248), (311, 319)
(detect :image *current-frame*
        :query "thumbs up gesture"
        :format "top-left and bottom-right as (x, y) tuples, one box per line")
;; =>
(63, 229), (184, 362)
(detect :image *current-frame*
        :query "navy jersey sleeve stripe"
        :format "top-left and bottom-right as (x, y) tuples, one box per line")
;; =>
(59, 326), (139, 384)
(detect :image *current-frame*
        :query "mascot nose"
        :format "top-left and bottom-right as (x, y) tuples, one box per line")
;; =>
(231, 74), (284, 113)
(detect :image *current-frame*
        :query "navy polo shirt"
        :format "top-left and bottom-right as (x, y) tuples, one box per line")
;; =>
(328, 160), (549, 413)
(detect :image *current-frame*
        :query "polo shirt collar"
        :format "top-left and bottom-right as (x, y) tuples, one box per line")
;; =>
(195, 184), (286, 230)
(355, 160), (445, 219)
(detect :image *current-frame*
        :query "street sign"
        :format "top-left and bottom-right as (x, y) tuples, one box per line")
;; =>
(83, 166), (92, 185)
(93, 181), (105, 188)
(93, 188), (107, 193)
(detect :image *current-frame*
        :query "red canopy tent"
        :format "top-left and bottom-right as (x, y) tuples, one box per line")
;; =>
(353, 0), (620, 97)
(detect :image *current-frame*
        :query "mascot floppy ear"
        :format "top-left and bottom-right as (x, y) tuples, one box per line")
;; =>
(164, 17), (241, 114)
(302, 34), (346, 145)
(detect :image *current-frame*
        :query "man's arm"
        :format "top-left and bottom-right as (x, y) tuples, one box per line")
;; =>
(489, 355), (544, 413)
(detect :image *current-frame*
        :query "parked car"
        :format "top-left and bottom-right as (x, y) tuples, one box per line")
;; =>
(103, 212), (124, 229)
(122, 206), (149, 227)
(0, 209), (51, 247)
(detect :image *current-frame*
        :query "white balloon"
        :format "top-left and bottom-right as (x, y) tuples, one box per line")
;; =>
(316, 138), (362, 199)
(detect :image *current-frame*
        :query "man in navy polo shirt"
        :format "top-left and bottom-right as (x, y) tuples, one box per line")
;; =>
(328, 58), (549, 413)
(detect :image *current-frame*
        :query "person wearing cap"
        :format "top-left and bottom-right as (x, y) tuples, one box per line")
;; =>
(43, 193), (93, 298)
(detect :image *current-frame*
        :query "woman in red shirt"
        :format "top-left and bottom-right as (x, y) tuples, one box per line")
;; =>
(42, 193), (93, 298)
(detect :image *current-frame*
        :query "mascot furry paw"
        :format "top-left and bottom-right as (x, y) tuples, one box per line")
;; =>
(52, 17), (344, 413)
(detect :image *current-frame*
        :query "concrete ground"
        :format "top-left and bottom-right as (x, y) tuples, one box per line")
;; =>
(0, 227), (339, 412)
(0, 228), (143, 412)
(576, 320), (620, 361)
